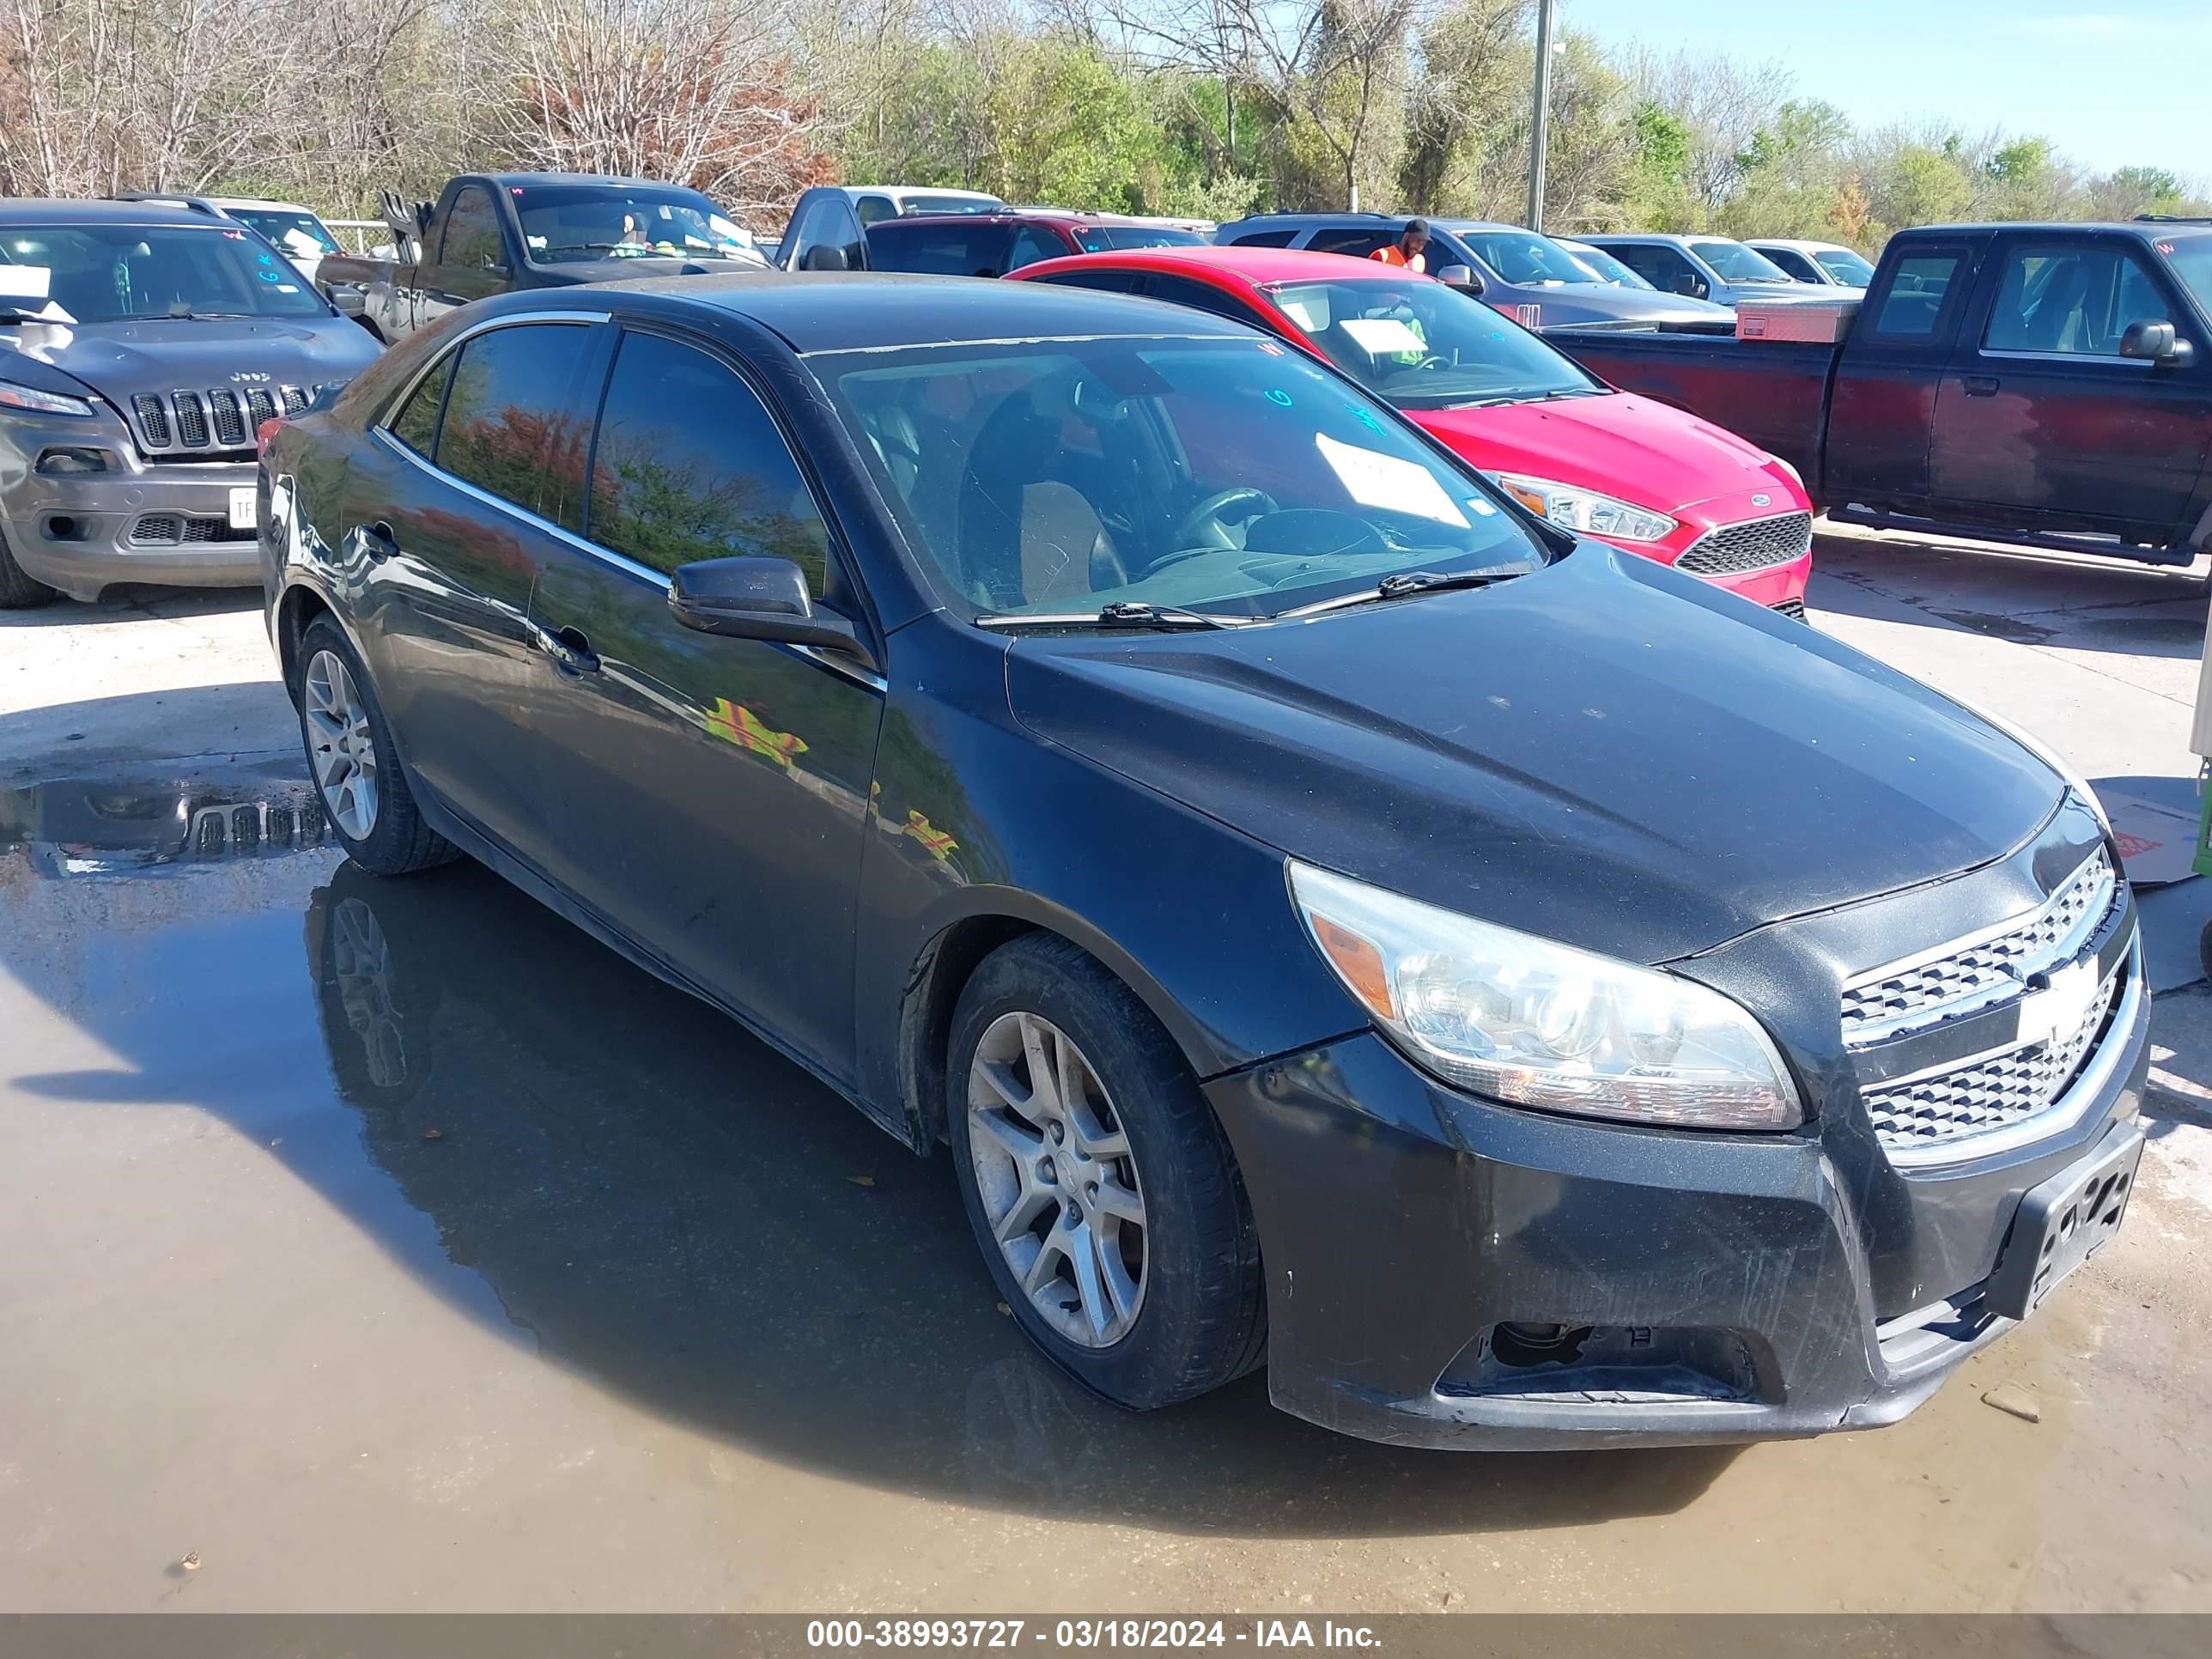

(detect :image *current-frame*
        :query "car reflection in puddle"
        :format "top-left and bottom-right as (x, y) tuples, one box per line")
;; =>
(1, 766), (1729, 1534)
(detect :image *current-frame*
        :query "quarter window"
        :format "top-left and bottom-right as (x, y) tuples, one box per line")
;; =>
(1984, 245), (2172, 356)
(388, 354), (453, 457)
(1006, 225), (1067, 273)
(586, 331), (830, 592)
(439, 186), (502, 270)
(435, 324), (597, 519)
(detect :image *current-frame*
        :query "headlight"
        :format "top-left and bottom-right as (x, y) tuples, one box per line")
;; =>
(1288, 861), (1802, 1131)
(1491, 472), (1675, 542)
(1769, 454), (1804, 489)
(0, 380), (96, 418)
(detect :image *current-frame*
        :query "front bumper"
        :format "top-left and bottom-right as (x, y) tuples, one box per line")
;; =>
(1205, 957), (2148, 1451)
(3, 410), (258, 599)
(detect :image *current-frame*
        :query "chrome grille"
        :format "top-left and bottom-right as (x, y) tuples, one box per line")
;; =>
(1676, 510), (1814, 576)
(1842, 849), (2118, 1042)
(129, 382), (309, 454)
(1863, 962), (2123, 1151)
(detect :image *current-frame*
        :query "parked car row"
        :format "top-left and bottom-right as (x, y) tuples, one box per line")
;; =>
(252, 270), (2151, 1451)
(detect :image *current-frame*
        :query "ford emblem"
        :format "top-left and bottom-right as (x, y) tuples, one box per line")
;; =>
(1751, 492), (1771, 507)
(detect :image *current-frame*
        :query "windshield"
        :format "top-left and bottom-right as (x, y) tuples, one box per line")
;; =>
(1814, 247), (1875, 286)
(1075, 224), (1207, 252)
(229, 210), (341, 258)
(817, 335), (1543, 621)
(0, 223), (328, 321)
(514, 185), (756, 264)
(1263, 276), (1601, 410)
(1560, 244), (1653, 289)
(1691, 240), (1795, 283)
(1459, 229), (1604, 286)
(2154, 232), (2212, 317)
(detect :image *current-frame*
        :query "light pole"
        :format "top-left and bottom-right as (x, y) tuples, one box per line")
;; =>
(1527, 0), (1558, 231)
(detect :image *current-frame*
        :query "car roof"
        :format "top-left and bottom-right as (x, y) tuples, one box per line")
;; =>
(480, 172), (708, 192)
(574, 270), (1253, 353)
(1017, 244), (1419, 286)
(1747, 238), (1849, 253)
(875, 210), (1178, 231)
(0, 198), (237, 228)
(842, 185), (1002, 202)
(204, 196), (319, 214)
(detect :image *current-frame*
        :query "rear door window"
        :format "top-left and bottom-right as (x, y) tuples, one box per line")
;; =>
(1226, 229), (1297, 249)
(438, 186), (502, 270)
(1870, 251), (1966, 337)
(1145, 274), (1271, 328)
(387, 354), (453, 457)
(1308, 228), (1395, 258)
(434, 323), (598, 521)
(585, 331), (832, 594)
(1006, 224), (1068, 272)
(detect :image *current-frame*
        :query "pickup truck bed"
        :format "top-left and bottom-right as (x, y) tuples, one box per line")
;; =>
(1552, 220), (2212, 566)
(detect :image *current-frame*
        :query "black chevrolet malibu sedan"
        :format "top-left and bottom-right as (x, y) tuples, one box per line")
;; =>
(258, 275), (2148, 1449)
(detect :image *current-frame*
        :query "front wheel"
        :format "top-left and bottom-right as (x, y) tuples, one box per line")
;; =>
(946, 935), (1266, 1409)
(0, 526), (58, 609)
(295, 616), (459, 877)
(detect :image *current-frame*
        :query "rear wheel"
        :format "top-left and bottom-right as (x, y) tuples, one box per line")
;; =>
(946, 935), (1265, 1409)
(296, 616), (459, 877)
(0, 526), (58, 609)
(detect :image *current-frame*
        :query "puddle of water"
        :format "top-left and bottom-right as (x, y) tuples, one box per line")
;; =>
(0, 763), (1733, 1541)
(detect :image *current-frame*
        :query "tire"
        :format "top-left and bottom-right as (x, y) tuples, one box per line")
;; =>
(946, 934), (1266, 1410)
(295, 616), (459, 877)
(0, 526), (58, 609)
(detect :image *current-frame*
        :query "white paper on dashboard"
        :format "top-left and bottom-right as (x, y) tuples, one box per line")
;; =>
(0, 264), (53, 301)
(1315, 433), (1470, 526)
(1337, 316), (1426, 356)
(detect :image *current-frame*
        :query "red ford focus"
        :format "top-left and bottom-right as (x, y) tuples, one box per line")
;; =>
(1010, 246), (1814, 614)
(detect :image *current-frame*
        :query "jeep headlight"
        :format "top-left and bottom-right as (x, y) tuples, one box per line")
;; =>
(1290, 861), (1802, 1130)
(0, 379), (95, 418)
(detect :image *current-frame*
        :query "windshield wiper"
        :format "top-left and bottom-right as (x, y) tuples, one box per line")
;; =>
(976, 601), (1253, 631)
(1278, 563), (1538, 619)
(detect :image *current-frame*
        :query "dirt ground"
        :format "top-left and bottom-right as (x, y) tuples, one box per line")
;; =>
(2, 543), (2209, 1613)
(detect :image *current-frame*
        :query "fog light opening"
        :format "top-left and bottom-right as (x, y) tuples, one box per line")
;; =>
(1492, 1322), (1591, 1367)
(42, 514), (82, 541)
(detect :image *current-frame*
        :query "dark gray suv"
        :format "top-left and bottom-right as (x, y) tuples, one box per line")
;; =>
(1213, 214), (1740, 332)
(1, 199), (380, 606)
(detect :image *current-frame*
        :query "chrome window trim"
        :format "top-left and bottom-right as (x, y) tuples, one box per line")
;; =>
(368, 428), (886, 696)
(1881, 936), (2142, 1170)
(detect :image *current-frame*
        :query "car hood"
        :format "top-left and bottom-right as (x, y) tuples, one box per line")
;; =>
(1505, 285), (1736, 327)
(1412, 392), (1796, 515)
(1004, 547), (2062, 965)
(2, 315), (380, 401)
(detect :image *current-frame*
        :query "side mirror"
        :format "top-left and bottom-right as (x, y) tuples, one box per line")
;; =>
(1675, 274), (1708, 299)
(668, 556), (877, 669)
(799, 245), (848, 272)
(1434, 263), (1479, 293)
(485, 262), (509, 279)
(2119, 319), (2193, 365)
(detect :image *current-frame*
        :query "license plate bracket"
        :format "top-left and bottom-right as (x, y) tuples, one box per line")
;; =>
(1986, 1128), (2143, 1321)
(228, 486), (258, 530)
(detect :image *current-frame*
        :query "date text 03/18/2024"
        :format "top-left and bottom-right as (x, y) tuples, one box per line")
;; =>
(804, 1621), (1383, 1649)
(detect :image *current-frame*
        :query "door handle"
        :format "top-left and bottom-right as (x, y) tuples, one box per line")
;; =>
(1960, 374), (2000, 397)
(359, 519), (398, 562)
(530, 621), (599, 675)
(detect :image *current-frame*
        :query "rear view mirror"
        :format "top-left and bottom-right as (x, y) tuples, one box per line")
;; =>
(668, 556), (877, 669)
(1434, 264), (1479, 292)
(2120, 319), (2193, 365)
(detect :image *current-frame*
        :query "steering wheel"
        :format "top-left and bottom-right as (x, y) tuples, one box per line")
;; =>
(1152, 489), (1279, 571)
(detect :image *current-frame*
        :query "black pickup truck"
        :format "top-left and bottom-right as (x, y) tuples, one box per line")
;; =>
(1552, 220), (2212, 565)
(316, 172), (767, 343)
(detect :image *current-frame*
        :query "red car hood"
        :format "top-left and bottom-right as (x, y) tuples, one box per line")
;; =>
(1413, 391), (1795, 516)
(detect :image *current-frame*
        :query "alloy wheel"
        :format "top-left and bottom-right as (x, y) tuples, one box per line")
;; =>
(966, 1012), (1148, 1347)
(303, 648), (380, 841)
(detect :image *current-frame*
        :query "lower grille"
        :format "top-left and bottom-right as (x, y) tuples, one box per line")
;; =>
(130, 514), (255, 547)
(1771, 597), (1808, 621)
(1676, 510), (1814, 576)
(1863, 960), (2124, 1152)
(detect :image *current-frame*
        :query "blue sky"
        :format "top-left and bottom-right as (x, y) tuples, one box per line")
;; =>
(1561, 1), (2209, 179)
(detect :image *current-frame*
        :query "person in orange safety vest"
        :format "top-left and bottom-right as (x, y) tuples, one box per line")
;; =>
(1369, 220), (1431, 274)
